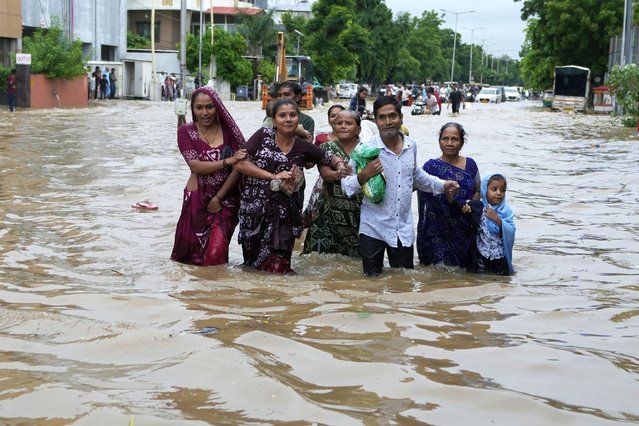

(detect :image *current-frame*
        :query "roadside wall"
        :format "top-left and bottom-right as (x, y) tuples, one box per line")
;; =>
(30, 75), (89, 108)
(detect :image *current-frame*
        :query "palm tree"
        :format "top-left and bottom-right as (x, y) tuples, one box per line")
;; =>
(235, 8), (277, 58)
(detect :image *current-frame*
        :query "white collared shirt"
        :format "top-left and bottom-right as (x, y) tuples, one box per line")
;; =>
(342, 134), (445, 247)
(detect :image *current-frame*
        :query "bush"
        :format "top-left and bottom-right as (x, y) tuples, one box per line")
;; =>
(128, 31), (150, 49)
(22, 17), (88, 79)
(608, 64), (639, 116)
(256, 59), (276, 84)
(0, 65), (10, 92)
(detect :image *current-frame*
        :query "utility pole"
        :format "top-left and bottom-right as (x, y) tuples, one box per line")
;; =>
(464, 27), (484, 84)
(440, 9), (475, 82)
(177, 0), (187, 127)
(622, 0), (633, 65)
(150, 0), (158, 101)
(198, 0), (203, 85)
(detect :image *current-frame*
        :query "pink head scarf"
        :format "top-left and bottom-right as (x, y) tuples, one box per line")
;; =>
(190, 86), (245, 151)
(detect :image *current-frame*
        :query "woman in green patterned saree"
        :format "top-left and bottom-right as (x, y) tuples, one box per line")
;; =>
(302, 110), (363, 256)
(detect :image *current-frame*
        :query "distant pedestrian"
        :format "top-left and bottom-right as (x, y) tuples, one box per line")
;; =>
(93, 66), (101, 100)
(89, 72), (96, 100)
(103, 68), (111, 99)
(6, 69), (17, 112)
(448, 84), (463, 115)
(109, 68), (117, 99)
(99, 74), (108, 100)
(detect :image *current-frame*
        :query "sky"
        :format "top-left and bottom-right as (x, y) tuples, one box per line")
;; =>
(384, 0), (527, 59)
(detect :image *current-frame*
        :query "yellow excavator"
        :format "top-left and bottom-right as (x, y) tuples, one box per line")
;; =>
(262, 31), (315, 109)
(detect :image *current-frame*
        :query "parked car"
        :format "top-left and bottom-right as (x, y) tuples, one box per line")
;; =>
(477, 87), (502, 104)
(504, 86), (521, 101)
(338, 83), (358, 99)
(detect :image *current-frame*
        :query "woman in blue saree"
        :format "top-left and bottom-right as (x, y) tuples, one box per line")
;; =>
(417, 122), (481, 267)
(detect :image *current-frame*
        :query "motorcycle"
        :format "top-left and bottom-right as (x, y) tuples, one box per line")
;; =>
(466, 91), (476, 102)
(411, 100), (427, 115)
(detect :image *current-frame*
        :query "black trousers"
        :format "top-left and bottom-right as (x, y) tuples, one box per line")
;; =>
(359, 233), (414, 276)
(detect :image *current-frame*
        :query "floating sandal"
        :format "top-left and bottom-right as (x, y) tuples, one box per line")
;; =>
(131, 201), (158, 210)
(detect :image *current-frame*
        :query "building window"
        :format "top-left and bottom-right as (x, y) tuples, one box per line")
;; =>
(136, 21), (160, 42)
(0, 38), (16, 67)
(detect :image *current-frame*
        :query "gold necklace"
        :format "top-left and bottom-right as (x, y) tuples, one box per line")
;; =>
(197, 122), (220, 147)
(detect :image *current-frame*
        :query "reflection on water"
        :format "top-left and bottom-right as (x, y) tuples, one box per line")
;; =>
(0, 100), (637, 425)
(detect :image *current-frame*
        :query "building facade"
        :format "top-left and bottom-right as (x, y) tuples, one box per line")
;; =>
(21, 0), (128, 62)
(0, 0), (22, 67)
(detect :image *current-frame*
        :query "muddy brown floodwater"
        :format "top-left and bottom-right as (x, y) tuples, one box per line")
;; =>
(0, 98), (637, 425)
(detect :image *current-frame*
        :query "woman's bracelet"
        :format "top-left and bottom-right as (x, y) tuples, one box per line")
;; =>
(271, 173), (277, 180)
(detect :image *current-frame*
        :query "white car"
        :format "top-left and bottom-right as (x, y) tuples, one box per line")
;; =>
(477, 87), (502, 104)
(338, 83), (358, 99)
(504, 87), (521, 101)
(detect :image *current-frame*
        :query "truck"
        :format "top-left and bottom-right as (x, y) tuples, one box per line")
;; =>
(552, 65), (591, 113)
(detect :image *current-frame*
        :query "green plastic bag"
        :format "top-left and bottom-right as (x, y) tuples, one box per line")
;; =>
(350, 145), (386, 203)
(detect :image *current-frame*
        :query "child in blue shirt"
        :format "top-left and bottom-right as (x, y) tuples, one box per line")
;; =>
(463, 172), (516, 275)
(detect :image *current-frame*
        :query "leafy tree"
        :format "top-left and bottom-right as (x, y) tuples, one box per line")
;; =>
(390, 46), (421, 83)
(184, 27), (253, 88)
(0, 65), (10, 92)
(184, 28), (213, 74)
(280, 12), (309, 56)
(404, 11), (446, 83)
(22, 18), (88, 79)
(517, 0), (624, 89)
(256, 59), (276, 84)
(354, 0), (398, 86)
(305, 0), (371, 84)
(127, 31), (150, 49)
(235, 8), (277, 58)
(608, 64), (639, 119)
(211, 28), (253, 89)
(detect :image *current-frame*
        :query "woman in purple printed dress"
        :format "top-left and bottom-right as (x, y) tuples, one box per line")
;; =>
(417, 122), (481, 268)
(235, 99), (350, 274)
(171, 86), (247, 266)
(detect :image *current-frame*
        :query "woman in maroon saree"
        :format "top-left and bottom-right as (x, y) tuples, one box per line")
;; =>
(171, 86), (247, 266)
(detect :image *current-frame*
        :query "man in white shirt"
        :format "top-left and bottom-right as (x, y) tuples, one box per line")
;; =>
(341, 96), (460, 276)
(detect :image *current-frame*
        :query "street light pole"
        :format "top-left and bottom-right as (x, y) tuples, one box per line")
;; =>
(622, 0), (633, 64)
(441, 9), (475, 83)
(464, 27), (484, 84)
(294, 29), (303, 55)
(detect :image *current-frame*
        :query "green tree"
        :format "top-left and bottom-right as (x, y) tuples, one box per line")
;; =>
(184, 27), (253, 89)
(354, 0), (399, 86)
(517, 0), (624, 89)
(0, 65), (10, 92)
(211, 28), (253, 89)
(256, 59), (276, 84)
(608, 64), (639, 120)
(281, 12), (309, 56)
(405, 11), (446, 83)
(22, 18), (88, 79)
(127, 30), (150, 49)
(305, 0), (371, 85)
(184, 27), (214, 75)
(235, 8), (277, 58)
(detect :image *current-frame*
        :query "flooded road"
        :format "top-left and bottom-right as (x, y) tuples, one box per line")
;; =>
(0, 98), (637, 425)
